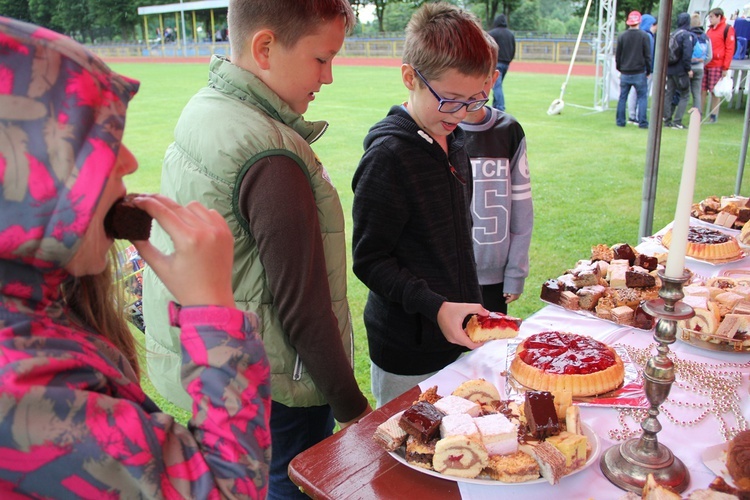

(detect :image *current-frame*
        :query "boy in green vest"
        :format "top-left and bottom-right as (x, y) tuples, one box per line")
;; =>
(352, 2), (491, 408)
(141, 1), (371, 498)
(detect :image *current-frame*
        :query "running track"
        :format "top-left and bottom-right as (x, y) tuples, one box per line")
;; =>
(103, 56), (597, 76)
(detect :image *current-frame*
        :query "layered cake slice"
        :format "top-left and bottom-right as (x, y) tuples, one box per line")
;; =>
(465, 312), (522, 342)
(519, 441), (567, 485)
(483, 451), (540, 483)
(546, 431), (588, 473)
(473, 413), (519, 456)
(440, 413), (479, 440)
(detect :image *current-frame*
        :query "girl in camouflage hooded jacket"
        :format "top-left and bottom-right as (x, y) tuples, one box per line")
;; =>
(0, 16), (271, 498)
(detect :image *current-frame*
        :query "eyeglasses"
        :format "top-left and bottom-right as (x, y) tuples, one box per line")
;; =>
(412, 67), (488, 113)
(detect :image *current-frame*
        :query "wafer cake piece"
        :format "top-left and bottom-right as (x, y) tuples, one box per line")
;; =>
(519, 441), (566, 485)
(611, 305), (635, 326)
(373, 410), (408, 451)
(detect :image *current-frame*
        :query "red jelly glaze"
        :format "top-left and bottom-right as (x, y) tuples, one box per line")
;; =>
(476, 312), (521, 330)
(519, 331), (616, 375)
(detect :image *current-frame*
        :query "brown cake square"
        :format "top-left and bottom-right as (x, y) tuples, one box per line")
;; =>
(399, 401), (445, 442)
(524, 391), (560, 440)
(104, 194), (152, 241)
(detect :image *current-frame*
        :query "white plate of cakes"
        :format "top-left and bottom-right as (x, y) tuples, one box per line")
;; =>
(388, 423), (599, 486)
(373, 380), (601, 486)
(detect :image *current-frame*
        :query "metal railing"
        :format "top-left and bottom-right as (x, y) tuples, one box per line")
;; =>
(88, 36), (598, 64)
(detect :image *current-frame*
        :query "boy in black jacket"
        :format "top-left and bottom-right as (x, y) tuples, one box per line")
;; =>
(352, 2), (491, 407)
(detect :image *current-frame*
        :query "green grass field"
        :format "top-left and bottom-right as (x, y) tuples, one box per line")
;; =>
(111, 61), (750, 419)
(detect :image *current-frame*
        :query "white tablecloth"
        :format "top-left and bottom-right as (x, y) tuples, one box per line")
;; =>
(419, 307), (750, 499)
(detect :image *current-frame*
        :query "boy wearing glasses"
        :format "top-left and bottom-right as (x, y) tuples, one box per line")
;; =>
(142, 1), (371, 498)
(460, 35), (534, 315)
(352, 2), (491, 407)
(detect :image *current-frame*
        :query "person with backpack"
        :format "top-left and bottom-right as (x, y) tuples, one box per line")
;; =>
(689, 13), (712, 115)
(616, 11), (652, 128)
(703, 8), (736, 123)
(663, 12), (694, 129)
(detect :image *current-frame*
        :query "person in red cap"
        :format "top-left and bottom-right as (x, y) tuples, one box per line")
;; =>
(616, 10), (652, 128)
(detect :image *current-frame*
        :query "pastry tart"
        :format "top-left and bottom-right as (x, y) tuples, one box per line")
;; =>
(510, 331), (624, 397)
(661, 226), (742, 263)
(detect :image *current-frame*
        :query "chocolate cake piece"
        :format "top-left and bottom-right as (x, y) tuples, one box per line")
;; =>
(625, 267), (656, 288)
(399, 401), (445, 442)
(611, 243), (637, 265)
(633, 254), (658, 272)
(540, 279), (564, 305)
(524, 391), (560, 440)
(633, 302), (655, 330)
(104, 194), (152, 241)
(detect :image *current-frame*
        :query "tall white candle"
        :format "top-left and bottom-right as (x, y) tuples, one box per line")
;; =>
(665, 108), (701, 278)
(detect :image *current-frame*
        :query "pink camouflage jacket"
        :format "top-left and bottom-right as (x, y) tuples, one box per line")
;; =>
(0, 16), (272, 498)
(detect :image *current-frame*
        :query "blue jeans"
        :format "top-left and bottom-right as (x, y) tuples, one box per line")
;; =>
(492, 62), (510, 111)
(617, 72), (648, 128)
(269, 401), (334, 500)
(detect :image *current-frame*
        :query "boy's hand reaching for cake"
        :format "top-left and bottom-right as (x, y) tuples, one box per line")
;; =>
(131, 194), (236, 309)
(437, 301), (488, 349)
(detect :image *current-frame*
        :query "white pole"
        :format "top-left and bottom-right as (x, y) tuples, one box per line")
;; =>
(180, 0), (188, 56)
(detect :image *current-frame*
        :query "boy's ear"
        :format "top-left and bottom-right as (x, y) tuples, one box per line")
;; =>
(402, 64), (417, 90)
(251, 29), (275, 70)
(489, 69), (500, 87)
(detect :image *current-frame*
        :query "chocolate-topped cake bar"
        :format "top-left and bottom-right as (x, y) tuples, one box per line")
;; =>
(399, 401), (445, 442)
(524, 391), (560, 440)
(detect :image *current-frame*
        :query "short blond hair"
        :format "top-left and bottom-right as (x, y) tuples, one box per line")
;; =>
(402, 2), (493, 81)
(228, 0), (356, 57)
(691, 13), (702, 27)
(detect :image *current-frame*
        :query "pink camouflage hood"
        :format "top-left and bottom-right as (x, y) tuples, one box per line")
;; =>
(0, 16), (139, 272)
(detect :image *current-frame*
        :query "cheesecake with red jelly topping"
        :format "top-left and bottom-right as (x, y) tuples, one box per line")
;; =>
(465, 312), (522, 342)
(661, 226), (742, 263)
(510, 331), (624, 397)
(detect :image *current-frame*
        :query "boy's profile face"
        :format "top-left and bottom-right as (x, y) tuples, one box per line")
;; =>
(403, 66), (487, 142)
(262, 16), (346, 114)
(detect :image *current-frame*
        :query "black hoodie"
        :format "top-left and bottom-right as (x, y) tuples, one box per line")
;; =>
(667, 12), (694, 75)
(352, 105), (481, 375)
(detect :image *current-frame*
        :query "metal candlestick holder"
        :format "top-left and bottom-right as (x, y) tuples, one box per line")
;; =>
(600, 270), (693, 493)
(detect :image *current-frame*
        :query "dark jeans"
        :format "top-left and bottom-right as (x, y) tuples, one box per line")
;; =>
(617, 72), (648, 127)
(269, 401), (335, 500)
(481, 282), (507, 314)
(664, 73), (691, 125)
(492, 62), (510, 111)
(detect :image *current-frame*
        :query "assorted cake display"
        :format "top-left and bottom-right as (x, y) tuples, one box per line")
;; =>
(509, 332), (625, 397)
(540, 242), (659, 330)
(678, 276), (750, 351)
(373, 380), (591, 484)
(691, 195), (750, 231)
(661, 226), (744, 264)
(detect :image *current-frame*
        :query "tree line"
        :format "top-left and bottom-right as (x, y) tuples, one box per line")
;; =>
(0, 0), (687, 44)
